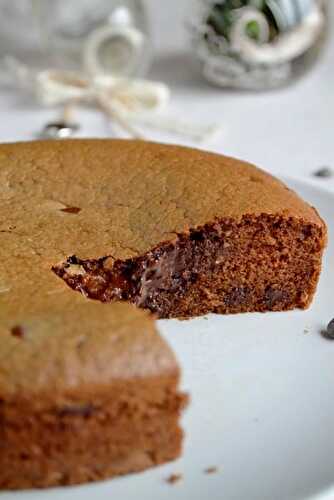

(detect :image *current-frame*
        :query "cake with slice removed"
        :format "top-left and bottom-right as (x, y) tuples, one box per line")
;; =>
(0, 138), (327, 488)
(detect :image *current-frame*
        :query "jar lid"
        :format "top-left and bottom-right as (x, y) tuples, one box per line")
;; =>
(267, 0), (315, 30)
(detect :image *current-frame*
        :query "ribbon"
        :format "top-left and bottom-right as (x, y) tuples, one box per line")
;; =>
(2, 56), (218, 142)
(230, 4), (324, 66)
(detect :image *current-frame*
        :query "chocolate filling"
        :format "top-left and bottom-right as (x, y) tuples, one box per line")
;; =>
(53, 215), (324, 319)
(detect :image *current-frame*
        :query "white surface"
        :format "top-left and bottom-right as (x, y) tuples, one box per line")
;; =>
(2, 177), (334, 500)
(0, 3), (333, 499)
(0, 2), (333, 184)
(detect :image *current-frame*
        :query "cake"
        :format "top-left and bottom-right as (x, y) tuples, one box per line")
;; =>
(0, 139), (326, 487)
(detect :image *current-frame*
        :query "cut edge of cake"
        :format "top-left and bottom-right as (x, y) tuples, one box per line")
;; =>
(53, 210), (327, 319)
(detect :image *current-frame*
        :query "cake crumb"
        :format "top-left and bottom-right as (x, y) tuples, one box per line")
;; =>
(204, 466), (218, 475)
(166, 473), (182, 485)
(303, 327), (310, 334)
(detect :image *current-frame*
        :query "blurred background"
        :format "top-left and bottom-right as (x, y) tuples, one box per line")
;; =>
(0, 0), (332, 181)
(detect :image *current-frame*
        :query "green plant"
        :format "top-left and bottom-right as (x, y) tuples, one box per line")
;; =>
(206, 0), (278, 42)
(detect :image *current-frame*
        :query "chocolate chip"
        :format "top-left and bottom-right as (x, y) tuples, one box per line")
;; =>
(67, 255), (80, 265)
(322, 319), (334, 340)
(264, 287), (289, 308)
(301, 226), (313, 239)
(313, 167), (333, 178)
(60, 206), (81, 214)
(10, 325), (25, 338)
(190, 230), (205, 242)
(224, 287), (249, 307)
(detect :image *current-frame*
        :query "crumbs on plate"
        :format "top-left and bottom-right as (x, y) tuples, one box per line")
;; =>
(166, 473), (183, 485)
(204, 466), (219, 475)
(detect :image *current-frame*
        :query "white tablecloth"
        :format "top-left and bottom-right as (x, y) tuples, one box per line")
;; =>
(0, 0), (333, 187)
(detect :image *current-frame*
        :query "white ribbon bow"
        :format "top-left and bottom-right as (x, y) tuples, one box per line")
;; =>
(3, 56), (218, 142)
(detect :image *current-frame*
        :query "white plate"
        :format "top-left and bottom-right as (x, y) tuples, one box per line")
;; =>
(3, 177), (334, 500)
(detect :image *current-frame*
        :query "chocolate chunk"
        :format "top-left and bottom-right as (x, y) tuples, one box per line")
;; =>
(67, 255), (80, 265)
(61, 207), (82, 214)
(313, 167), (333, 178)
(54, 223), (234, 317)
(10, 325), (25, 338)
(224, 287), (249, 307)
(264, 287), (289, 308)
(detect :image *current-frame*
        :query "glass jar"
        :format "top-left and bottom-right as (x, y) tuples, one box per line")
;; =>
(0, 0), (151, 77)
(190, 0), (328, 90)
